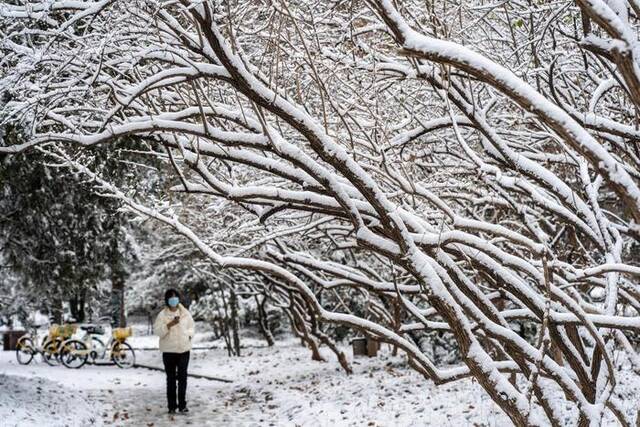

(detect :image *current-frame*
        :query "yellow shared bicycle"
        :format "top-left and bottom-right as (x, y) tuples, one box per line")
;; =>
(60, 326), (135, 369)
(16, 324), (77, 366)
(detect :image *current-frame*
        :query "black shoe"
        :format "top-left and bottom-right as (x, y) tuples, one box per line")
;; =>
(168, 409), (176, 414)
(179, 408), (189, 414)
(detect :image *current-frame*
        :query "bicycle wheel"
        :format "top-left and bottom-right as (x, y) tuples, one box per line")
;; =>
(42, 339), (61, 366)
(89, 336), (105, 362)
(60, 339), (88, 369)
(111, 341), (135, 368)
(15, 336), (35, 365)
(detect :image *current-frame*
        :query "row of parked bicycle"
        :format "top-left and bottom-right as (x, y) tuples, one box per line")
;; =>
(15, 323), (136, 369)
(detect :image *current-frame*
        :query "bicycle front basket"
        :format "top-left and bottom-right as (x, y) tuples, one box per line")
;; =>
(112, 327), (132, 341)
(48, 324), (60, 339)
(59, 324), (77, 339)
(49, 324), (77, 339)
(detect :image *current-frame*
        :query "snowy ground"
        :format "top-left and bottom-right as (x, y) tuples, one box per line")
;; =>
(1, 329), (636, 426)
(0, 374), (100, 427)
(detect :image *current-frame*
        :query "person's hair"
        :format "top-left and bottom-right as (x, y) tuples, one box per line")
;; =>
(164, 288), (180, 307)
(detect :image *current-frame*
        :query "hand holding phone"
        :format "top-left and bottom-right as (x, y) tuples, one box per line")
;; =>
(168, 315), (180, 328)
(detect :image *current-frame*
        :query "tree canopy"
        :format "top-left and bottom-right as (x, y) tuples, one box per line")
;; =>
(2, 1), (640, 425)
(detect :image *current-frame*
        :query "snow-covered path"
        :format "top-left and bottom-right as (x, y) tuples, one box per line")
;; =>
(0, 350), (242, 427)
(4, 337), (631, 426)
(0, 340), (514, 426)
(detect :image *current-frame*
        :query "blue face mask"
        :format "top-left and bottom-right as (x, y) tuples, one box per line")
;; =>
(168, 296), (180, 307)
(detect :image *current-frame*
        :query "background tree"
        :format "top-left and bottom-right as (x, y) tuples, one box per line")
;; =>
(0, 128), (149, 325)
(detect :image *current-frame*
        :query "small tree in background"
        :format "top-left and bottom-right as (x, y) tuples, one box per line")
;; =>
(0, 129), (149, 325)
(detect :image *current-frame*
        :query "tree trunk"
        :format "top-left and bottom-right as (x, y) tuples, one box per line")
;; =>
(219, 287), (237, 356)
(110, 274), (126, 327)
(69, 295), (79, 322)
(255, 295), (275, 346)
(109, 225), (126, 328)
(230, 289), (241, 356)
(69, 289), (86, 323)
(289, 307), (324, 362)
(50, 293), (64, 324)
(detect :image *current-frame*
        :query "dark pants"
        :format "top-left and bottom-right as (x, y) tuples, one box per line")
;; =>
(162, 351), (190, 411)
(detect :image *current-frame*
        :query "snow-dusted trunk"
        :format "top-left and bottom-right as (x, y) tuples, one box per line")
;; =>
(50, 294), (64, 325)
(69, 289), (87, 323)
(255, 295), (275, 347)
(229, 289), (241, 357)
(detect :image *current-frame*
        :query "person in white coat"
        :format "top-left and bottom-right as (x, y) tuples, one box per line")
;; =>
(154, 288), (195, 414)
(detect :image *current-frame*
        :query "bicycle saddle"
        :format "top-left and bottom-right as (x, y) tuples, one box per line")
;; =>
(80, 325), (104, 334)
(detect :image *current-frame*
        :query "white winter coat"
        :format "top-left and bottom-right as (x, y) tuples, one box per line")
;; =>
(154, 304), (195, 353)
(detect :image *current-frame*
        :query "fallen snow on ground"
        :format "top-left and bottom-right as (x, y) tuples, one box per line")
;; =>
(134, 339), (514, 426)
(1, 331), (636, 426)
(0, 373), (102, 427)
